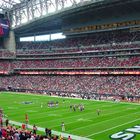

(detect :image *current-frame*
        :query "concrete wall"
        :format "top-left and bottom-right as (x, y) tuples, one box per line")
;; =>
(4, 30), (16, 52)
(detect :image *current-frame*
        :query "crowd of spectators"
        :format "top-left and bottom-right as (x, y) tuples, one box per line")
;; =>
(0, 31), (139, 100)
(16, 46), (140, 59)
(0, 42), (139, 58)
(11, 56), (140, 69)
(0, 31), (139, 57)
(16, 42), (140, 55)
(0, 50), (15, 58)
(0, 60), (11, 71)
(0, 75), (139, 97)
(16, 31), (140, 51)
(0, 123), (67, 140)
(0, 56), (139, 71)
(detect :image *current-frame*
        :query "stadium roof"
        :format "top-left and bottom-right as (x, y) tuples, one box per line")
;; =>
(0, 0), (22, 10)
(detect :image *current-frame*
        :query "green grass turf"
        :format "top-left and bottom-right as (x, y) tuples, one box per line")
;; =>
(0, 92), (140, 140)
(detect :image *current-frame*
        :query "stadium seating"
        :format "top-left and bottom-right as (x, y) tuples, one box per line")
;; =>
(0, 31), (140, 99)
(16, 42), (139, 54)
(0, 75), (139, 97)
(0, 50), (15, 58)
(16, 31), (140, 54)
(9, 56), (140, 69)
(0, 55), (139, 71)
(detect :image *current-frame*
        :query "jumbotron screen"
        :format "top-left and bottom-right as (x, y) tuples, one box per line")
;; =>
(0, 18), (10, 37)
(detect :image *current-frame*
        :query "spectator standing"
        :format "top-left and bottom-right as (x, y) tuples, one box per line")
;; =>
(0, 117), (2, 127)
(45, 128), (48, 136)
(33, 124), (37, 135)
(5, 119), (9, 126)
(59, 135), (63, 140)
(22, 123), (26, 130)
(68, 135), (72, 140)
(0, 128), (2, 138)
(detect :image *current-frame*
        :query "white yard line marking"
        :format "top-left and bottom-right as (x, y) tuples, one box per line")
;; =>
(68, 111), (140, 132)
(93, 100), (140, 106)
(37, 107), (131, 128)
(86, 118), (140, 137)
(2, 92), (140, 140)
(8, 120), (92, 140)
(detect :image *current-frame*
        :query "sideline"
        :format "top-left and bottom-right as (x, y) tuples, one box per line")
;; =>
(2, 91), (140, 106)
(8, 120), (92, 140)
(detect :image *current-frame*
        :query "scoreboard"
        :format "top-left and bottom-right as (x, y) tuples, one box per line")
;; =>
(0, 19), (10, 37)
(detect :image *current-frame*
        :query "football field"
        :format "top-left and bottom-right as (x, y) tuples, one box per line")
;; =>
(0, 92), (140, 140)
